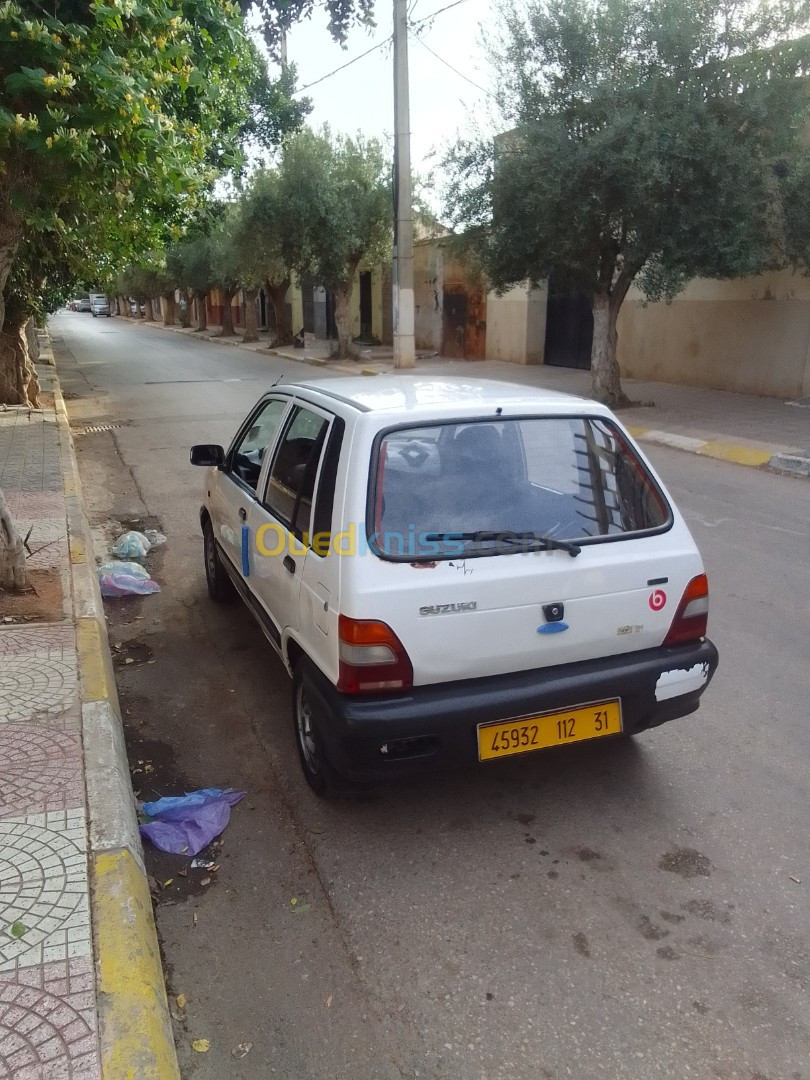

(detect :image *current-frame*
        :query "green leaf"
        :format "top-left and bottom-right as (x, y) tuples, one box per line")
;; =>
(9, 921), (27, 939)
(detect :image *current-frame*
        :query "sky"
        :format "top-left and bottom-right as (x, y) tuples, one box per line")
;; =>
(281, 0), (501, 202)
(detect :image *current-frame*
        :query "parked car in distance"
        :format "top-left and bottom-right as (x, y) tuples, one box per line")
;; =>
(91, 296), (111, 317)
(191, 377), (719, 795)
(76, 296), (91, 312)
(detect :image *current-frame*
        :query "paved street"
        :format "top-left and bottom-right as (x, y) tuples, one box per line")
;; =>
(54, 312), (809, 1080)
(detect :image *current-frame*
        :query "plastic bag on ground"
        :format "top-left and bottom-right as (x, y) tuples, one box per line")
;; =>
(139, 788), (247, 856)
(97, 561), (150, 580)
(99, 572), (160, 597)
(111, 530), (151, 558)
(144, 529), (167, 547)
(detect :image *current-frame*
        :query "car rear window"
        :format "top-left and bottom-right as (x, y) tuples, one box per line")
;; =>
(369, 416), (671, 559)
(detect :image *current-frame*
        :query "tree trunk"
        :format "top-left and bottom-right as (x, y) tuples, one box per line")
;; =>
(242, 289), (259, 343)
(25, 317), (39, 361)
(194, 291), (208, 332)
(179, 289), (191, 328)
(220, 289), (236, 336)
(143, 297), (155, 321)
(116, 295), (126, 316)
(590, 266), (635, 408)
(0, 317), (40, 407)
(267, 279), (292, 346)
(0, 212), (21, 337)
(0, 484), (27, 591)
(160, 293), (175, 326)
(332, 282), (353, 359)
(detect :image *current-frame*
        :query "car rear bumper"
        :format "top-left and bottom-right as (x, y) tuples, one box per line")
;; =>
(302, 639), (719, 782)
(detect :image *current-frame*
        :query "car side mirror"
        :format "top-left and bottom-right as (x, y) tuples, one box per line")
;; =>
(190, 444), (225, 467)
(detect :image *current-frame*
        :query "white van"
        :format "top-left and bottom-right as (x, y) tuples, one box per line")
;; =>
(191, 378), (718, 794)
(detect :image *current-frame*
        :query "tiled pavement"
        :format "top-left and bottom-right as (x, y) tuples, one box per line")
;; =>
(0, 369), (102, 1078)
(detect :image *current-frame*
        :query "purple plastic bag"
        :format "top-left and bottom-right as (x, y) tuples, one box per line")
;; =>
(139, 787), (246, 856)
(99, 571), (160, 597)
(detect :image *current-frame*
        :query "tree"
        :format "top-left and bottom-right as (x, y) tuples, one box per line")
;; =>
(242, 0), (375, 54)
(444, 0), (810, 406)
(279, 128), (392, 357)
(233, 169), (295, 345)
(208, 222), (243, 337)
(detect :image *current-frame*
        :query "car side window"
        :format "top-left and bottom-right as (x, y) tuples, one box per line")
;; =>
(263, 406), (329, 536)
(228, 399), (288, 492)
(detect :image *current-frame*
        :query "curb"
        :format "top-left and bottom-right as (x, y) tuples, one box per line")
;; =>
(133, 318), (806, 476)
(625, 426), (775, 469)
(52, 363), (181, 1079)
(626, 425), (808, 475)
(767, 451), (810, 478)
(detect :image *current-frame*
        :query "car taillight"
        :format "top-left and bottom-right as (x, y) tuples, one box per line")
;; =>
(337, 615), (413, 694)
(664, 574), (709, 646)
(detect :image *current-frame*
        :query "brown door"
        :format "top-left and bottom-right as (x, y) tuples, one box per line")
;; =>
(442, 288), (467, 358)
(465, 286), (486, 359)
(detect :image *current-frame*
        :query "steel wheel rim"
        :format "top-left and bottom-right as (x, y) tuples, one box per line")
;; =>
(296, 685), (319, 774)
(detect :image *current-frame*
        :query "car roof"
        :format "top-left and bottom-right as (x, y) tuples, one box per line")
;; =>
(281, 376), (604, 417)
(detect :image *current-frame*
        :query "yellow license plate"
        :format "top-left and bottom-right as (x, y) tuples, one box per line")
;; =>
(478, 699), (622, 761)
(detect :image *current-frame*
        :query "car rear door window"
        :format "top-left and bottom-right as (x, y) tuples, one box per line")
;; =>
(263, 406), (330, 536)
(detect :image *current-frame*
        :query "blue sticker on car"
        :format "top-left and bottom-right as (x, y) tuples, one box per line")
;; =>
(537, 622), (569, 634)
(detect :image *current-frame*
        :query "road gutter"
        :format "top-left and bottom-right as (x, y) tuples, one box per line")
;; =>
(53, 367), (181, 1079)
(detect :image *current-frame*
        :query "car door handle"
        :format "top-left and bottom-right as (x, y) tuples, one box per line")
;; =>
(283, 555), (296, 575)
(238, 507), (247, 522)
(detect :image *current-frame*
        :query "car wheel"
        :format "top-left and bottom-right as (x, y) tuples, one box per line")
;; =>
(92, 313), (96, 318)
(292, 664), (353, 797)
(203, 519), (235, 603)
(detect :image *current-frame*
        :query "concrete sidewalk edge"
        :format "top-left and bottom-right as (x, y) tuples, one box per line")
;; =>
(134, 316), (808, 477)
(51, 361), (181, 1079)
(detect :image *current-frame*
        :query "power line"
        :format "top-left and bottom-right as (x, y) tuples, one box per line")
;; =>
(292, 0), (474, 96)
(411, 0), (472, 30)
(295, 36), (391, 93)
(414, 34), (495, 98)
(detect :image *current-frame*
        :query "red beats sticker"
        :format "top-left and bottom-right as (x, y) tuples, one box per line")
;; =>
(649, 589), (667, 611)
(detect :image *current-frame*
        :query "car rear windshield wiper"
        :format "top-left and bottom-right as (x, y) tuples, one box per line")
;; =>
(424, 531), (581, 557)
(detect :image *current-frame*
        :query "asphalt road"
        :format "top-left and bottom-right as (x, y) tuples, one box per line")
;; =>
(54, 313), (809, 1080)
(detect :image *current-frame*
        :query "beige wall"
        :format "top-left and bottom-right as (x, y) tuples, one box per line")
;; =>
(414, 240), (443, 351)
(619, 270), (810, 398)
(486, 283), (548, 365)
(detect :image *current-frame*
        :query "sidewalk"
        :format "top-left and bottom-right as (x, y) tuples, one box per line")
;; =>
(0, 360), (179, 1077)
(135, 318), (809, 476)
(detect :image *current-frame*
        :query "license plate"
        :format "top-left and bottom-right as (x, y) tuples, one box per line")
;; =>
(478, 699), (622, 761)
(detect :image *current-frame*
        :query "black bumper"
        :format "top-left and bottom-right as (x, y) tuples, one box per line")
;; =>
(303, 639), (719, 782)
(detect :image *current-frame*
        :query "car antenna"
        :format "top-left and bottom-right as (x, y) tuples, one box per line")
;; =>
(271, 371), (286, 387)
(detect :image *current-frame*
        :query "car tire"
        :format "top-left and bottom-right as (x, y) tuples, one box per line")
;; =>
(292, 664), (352, 797)
(203, 519), (235, 603)
(92, 313), (96, 318)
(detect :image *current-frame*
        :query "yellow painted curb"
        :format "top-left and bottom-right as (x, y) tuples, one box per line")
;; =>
(698, 440), (773, 467)
(64, 474), (77, 497)
(76, 618), (115, 703)
(626, 425), (649, 438)
(70, 537), (86, 563)
(95, 851), (180, 1080)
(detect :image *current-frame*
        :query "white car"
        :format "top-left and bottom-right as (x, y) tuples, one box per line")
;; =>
(91, 296), (111, 317)
(191, 378), (718, 794)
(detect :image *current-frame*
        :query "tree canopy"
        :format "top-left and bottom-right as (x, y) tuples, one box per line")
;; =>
(445, 0), (810, 405)
(278, 127), (392, 355)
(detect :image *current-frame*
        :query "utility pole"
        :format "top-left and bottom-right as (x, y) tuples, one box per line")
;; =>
(393, 0), (415, 368)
